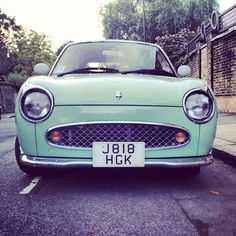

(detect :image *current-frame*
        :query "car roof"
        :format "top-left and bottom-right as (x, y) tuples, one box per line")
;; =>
(67, 39), (161, 48)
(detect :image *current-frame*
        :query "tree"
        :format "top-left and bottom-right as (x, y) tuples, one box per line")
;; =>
(183, 0), (219, 31)
(1, 9), (56, 86)
(11, 29), (56, 77)
(0, 9), (21, 76)
(99, 0), (219, 42)
(99, 0), (142, 41)
(144, 0), (186, 42)
(155, 28), (196, 68)
(6, 29), (56, 86)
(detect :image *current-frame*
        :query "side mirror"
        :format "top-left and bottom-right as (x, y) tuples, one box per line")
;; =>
(34, 63), (50, 75)
(177, 65), (191, 77)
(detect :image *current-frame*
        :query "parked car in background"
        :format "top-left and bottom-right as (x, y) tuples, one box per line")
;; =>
(15, 40), (217, 175)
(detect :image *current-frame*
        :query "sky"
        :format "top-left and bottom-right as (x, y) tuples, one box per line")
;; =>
(0, 0), (235, 51)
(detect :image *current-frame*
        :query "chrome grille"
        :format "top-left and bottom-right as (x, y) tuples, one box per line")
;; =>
(47, 122), (190, 149)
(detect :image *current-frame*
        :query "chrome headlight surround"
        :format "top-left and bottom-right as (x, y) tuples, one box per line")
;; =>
(19, 85), (54, 123)
(183, 88), (215, 123)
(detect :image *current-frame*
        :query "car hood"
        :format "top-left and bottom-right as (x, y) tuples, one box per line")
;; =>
(27, 74), (206, 106)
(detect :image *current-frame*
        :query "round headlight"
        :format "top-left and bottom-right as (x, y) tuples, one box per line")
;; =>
(184, 90), (214, 123)
(20, 87), (53, 122)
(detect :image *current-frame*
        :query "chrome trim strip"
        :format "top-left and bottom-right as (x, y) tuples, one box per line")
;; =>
(19, 85), (54, 123)
(21, 154), (213, 168)
(47, 121), (190, 132)
(45, 121), (191, 151)
(183, 88), (216, 124)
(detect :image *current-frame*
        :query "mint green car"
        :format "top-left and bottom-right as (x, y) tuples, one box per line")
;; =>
(15, 40), (217, 175)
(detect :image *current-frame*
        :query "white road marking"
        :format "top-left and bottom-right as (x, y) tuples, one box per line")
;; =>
(19, 176), (41, 195)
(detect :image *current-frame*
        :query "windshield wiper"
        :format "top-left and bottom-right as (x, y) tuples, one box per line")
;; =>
(57, 67), (120, 77)
(121, 69), (175, 77)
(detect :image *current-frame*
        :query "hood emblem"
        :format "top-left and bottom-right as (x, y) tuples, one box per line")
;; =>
(115, 91), (122, 100)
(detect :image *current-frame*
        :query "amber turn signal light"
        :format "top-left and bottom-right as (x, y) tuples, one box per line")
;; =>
(175, 132), (186, 143)
(50, 131), (62, 143)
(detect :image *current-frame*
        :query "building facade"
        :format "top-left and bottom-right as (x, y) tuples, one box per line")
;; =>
(186, 4), (236, 113)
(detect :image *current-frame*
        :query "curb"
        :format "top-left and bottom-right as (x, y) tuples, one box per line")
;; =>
(0, 113), (15, 120)
(213, 148), (236, 168)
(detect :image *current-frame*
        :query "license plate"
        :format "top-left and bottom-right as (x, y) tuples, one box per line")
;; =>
(93, 142), (145, 167)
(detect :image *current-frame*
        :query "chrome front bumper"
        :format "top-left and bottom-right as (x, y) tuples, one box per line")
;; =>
(21, 154), (214, 168)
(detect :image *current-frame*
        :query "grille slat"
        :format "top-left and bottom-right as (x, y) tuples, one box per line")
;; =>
(47, 123), (190, 149)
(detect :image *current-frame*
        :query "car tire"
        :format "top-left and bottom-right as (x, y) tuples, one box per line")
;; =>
(15, 137), (44, 176)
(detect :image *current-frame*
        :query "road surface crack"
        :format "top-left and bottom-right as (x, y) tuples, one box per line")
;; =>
(171, 194), (209, 236)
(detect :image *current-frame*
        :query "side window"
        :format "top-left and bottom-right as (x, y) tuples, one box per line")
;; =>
(155, 50), (173, 73)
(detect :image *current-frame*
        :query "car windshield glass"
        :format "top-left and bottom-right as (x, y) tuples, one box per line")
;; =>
(51, 42), (176, 77)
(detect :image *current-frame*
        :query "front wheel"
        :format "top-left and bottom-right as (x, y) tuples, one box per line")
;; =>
(15, 137), (45, 176)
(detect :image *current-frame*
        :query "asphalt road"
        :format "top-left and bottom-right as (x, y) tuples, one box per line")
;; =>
(0, 117), (236, 236)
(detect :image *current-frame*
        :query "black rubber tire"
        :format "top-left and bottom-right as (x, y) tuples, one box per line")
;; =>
(15, 137), (44, 176)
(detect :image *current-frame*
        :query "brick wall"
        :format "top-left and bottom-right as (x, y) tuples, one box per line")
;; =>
(186, 30), (236, 112)
(186, 5), (236, 112)
(213, 31), (236, 96)
(200, 47), (208, 82)
(186, 50), (200, 78)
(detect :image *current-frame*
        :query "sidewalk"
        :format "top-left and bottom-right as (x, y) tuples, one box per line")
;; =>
(0, 113), (15, 120)
(213, 112), (236, 167)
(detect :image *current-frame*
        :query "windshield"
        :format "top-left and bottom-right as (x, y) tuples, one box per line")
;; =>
(51, 42), (176, 77)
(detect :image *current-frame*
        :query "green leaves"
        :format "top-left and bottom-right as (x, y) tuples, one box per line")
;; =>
(99, 0), (218, 43)
(0, 9), (20, 76)
(155, 28), (196, 68)
(99, 0), (218, 69)
(99, 0), (142, 41)
(12, 29), (56, 77)
(0, 9), (56, 86)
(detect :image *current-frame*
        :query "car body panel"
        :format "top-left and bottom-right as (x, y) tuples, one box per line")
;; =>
(16, 105), (215, 159)
(15, 40), (217, 171)
(15, 97), (38, 156)
(27, 74), (206, 106)
(197, 115), (217, 155)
